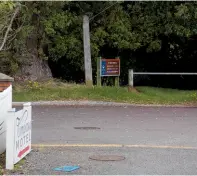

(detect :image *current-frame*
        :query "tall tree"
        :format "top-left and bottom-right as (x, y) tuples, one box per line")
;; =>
(1, 1), (197, 84)
(0, 2), (20, 51)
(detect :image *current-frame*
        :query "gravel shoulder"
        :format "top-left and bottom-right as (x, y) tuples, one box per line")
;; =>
(9, 146), (197, 175)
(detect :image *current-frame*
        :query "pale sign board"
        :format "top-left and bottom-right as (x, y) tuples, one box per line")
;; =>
(6, 103), (32, 170)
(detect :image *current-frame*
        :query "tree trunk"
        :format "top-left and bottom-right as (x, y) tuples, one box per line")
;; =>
(18, 55), (52, 81)
(16, 8), (53, 81)
(15, 31), (52, 81)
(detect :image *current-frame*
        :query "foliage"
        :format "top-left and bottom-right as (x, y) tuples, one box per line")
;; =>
(26, 80), (42, 90)
(0, 152), (5, 175)
(43, 6), (83, 68)
(2, 1), (197, 87)
(0, 2), (33, 75)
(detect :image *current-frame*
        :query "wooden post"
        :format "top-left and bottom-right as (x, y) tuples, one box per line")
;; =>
(115, 56), (120, 87)
(128, 69), (133, 91)
(97, 57), (101, 86)
(115, 76), (119, 87)
(83, 15), (93, 87)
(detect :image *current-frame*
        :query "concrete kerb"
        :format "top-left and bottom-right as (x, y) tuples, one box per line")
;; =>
(12, 100), (197, 108)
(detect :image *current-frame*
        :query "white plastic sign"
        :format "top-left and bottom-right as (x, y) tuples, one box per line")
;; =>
(6, 103), (32, 170)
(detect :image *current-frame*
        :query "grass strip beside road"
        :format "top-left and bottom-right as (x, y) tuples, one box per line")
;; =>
(13, 80), (197, 105)
(0, 152), (5, 175)
(0, 152), (25, 174)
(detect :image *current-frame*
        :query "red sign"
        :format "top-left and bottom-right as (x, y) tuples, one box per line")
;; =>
(18, 145), (30, 158)
(101, 58), (120, 76)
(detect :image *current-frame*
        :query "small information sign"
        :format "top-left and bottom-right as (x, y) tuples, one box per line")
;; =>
(101, 58), (120, 76)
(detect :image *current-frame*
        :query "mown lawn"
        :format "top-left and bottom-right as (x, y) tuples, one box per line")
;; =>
(12, 80), (197, 105)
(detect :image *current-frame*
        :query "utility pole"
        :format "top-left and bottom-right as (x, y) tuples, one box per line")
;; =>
(83, 15), (93, 87)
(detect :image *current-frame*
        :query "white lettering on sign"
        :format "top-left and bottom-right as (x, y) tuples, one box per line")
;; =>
(108, 62), (118, 64)
(107, 66), (119, 68)
(107, 71), (118, 73)
(107, 68), (119, 70)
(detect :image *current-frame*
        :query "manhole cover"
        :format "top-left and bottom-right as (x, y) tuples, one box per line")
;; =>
(89, 155), (125, 161)
(74, 127), (100, 130)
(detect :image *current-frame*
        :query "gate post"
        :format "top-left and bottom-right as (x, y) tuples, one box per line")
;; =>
(128, 69), (133, 92)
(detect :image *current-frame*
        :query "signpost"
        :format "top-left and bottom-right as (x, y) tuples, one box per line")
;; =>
(6, 103), (32, 170)
(97, 57), (120, 86)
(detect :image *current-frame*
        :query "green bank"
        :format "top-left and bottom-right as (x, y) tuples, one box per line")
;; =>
(13, 80), (197, 105)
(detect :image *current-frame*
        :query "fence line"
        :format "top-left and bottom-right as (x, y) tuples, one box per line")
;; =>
(128, 69), (197, 90)
(134, 72), (197, 75)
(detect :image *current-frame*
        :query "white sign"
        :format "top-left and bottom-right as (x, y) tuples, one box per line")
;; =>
(6, 103), (32, 170)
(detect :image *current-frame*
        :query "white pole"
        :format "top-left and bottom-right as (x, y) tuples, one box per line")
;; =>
(129, 69), (133, 86)
(6, 108), (16, 170)
(128, 69), (133, 91)
(83, 15), (93, 87)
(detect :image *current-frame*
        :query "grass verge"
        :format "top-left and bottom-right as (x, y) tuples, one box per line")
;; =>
(0, 153), (5, 175)
(0, 152), (26, 175)
(13, 80), (197, 105)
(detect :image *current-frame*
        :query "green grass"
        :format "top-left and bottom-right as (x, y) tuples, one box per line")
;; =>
(0, 152), (26, 175)
(13, 80), (197, 105)
(0, 153), (4, 175)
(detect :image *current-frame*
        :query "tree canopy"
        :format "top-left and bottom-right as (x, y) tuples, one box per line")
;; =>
(1, 1), (197, 88)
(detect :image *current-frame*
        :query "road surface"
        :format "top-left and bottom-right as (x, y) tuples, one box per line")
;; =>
(20, 106), (197, 174)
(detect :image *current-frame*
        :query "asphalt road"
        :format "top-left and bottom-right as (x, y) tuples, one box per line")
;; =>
(20, 106), (197, 174)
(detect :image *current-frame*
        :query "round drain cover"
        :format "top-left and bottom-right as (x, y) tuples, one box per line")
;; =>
(89, 155), (125, 161)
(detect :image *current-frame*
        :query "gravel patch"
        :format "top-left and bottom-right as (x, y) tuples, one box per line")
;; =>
(11, 146), (197, 175)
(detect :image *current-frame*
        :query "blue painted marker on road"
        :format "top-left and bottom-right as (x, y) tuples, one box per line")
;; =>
(53, 165), (80, 172)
